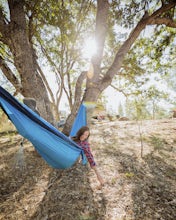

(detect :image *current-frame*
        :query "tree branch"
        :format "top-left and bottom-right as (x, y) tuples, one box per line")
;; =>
(36, 62), (55, 104)
(146, 1), (176, 21)
(62, 71), (87, 135)
(0, 56), (21, 92)
(91, 0), (109, 79)
(150, 17), (176, 28)
(100, 1), (176, 91)
(110, 84), (128, 97)
(110, 84), (142, 97)
(0, 7), (8, 37)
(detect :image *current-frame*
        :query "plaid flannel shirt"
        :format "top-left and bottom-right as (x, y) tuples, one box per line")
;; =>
(78, 140), (96, 167)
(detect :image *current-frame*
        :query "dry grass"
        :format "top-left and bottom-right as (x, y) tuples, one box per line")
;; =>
(0, 118), (176, 220)
(0, 113), (16, 134)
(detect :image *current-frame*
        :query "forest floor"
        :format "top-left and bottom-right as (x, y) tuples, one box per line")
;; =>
(0, 119), (176, 220)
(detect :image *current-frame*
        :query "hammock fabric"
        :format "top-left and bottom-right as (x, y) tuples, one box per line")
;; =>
(0, 86), (87, 169)
(70, 103), (87, 137)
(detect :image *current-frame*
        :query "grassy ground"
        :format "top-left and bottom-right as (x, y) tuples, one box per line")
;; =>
(0, 118), (176, 220)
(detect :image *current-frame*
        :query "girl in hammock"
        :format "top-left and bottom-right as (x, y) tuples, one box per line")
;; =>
(72, 126), (105, 187)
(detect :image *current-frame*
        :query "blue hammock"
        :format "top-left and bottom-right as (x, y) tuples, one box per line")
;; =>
(0, 86), (87, 169)
(70, 103), (87, 137)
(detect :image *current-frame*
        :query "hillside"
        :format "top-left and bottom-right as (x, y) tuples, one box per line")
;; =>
(0, 119), (176, 220)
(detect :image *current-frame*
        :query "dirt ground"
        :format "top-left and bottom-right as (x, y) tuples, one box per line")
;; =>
(0, 119), (176, 220)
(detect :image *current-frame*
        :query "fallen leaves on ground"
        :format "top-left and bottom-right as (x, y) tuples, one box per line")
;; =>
(0, 119), (176, 220)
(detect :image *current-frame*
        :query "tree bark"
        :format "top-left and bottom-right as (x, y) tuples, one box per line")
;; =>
(62, 71), (87, 136)
(0, 0), (54, 123)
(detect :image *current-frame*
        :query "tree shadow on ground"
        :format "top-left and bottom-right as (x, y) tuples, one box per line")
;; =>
(0, 137), (49, 218)
(31, 163), (107, 220)
(132, 153), (176, 220)
(1, 134), (107, 220)
(101, 146), (176, 220)
(1, 142), (36, 200)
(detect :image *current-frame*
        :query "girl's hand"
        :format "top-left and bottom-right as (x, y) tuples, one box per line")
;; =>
(92, 166), (105, 186)
(97, 174), (105, 186)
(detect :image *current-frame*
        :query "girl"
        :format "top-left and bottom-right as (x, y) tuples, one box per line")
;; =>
(72, 126), (105, 186)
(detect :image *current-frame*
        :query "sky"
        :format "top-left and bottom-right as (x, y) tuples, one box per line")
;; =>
(104, 87), (126, 114)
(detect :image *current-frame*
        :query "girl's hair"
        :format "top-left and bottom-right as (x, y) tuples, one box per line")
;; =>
(72, 126), (90, 142)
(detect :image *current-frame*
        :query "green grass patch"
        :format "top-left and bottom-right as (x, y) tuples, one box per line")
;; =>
(125, 172), (135, 178)
(148, 136), (167, 151)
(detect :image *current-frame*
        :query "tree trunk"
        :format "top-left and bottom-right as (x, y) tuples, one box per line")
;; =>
(62, 71), (87, 136)
(0, 0), (54, 123)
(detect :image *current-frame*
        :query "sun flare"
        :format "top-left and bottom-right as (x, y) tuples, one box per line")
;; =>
(82, 38), (97, 59)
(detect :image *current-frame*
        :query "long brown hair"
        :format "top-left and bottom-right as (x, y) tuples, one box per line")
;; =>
(72, 126), (90, 142)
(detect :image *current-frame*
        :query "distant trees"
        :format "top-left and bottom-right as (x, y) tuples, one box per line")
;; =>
(118, 102), (124, 117)
(125, 86), (171, 120)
